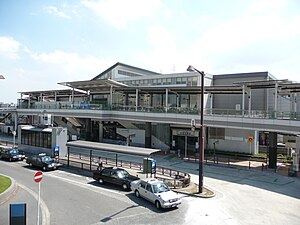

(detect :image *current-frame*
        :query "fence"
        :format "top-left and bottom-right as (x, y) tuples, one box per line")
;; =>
(60, 152), (190, 188)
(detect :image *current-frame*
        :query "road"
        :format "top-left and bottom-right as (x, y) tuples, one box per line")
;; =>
(1, 158), (300, 225)
(0, 160), (189, 225)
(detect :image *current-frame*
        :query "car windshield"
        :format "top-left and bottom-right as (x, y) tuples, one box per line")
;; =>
(9, 149), (18, 154)
(41, 156), (53, 163)
(152, 182), (170, 193)
(117, 170), (129, 178)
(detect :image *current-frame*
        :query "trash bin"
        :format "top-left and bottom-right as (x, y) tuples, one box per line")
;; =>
(143, 158), (154, 173)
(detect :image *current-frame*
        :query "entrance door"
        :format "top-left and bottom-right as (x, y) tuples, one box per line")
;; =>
(173, 135), (198, 157)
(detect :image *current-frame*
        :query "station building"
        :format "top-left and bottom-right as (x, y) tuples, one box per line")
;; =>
(4, 62), (300, 169)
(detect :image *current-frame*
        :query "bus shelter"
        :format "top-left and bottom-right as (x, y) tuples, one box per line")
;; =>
(66, 140), (160, 171)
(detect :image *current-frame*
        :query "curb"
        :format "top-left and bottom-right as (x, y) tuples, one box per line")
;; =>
(0, 174), (18, 205)
(172, 184), (216, 198)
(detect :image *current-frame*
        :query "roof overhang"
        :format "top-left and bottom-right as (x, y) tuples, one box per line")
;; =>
(66, 140), (160, 157)
(58, 79), (128, 93)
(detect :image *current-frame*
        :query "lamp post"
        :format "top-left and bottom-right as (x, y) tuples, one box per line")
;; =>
(187, 65), (205, 193)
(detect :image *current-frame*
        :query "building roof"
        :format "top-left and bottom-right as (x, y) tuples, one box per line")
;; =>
(91, 62), (160, 80)
(66, 140), (160, 157)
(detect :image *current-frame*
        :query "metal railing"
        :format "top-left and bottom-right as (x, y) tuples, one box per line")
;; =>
(61, 152), (190, 188)
(15, 102), (300, 121)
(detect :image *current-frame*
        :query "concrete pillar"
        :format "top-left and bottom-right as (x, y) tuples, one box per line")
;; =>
(145, 122), (152, 148)
(268, 132), (277, 169)
(99, 121), (103, 142)
(85, 118), (92, 141)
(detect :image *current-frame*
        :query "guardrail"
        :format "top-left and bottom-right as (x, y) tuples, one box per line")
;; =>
(60, 152), (190, 188)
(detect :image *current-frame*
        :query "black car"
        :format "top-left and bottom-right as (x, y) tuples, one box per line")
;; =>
(0, 147), (25, 161)
(92, 167), (139, 190)
(26, 153), (62, 171)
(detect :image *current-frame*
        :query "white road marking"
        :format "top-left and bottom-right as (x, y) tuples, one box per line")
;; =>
(46, 173), (132, 204)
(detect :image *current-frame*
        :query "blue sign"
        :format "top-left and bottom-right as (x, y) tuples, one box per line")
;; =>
(10, 203), (26, 225)
(54, 146), (59, 156)
(151, 159), (156, 169)
(54, 146), (59, 152)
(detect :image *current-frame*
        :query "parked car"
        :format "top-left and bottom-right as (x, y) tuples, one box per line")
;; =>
(131, 178), (182, 209)
(0, 146), (25, 161)
(26, 153), (62, 171)
(92, 167), (139, 190)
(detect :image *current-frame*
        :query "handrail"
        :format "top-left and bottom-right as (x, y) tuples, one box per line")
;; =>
(15, 102), (300, 121)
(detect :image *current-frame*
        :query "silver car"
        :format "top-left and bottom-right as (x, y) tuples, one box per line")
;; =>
(131, 178), (182, 209)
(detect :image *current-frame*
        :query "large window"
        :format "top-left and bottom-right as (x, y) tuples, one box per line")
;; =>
(209, 127), (225, 140)
(21, 130), (52, 149)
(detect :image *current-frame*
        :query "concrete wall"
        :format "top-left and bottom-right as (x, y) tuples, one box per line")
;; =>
(52, 127), (68, 157)
(208, 128), (257, 154)
(213, 73), (268, 110)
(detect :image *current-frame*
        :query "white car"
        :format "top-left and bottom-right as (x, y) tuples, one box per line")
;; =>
(131, 178), (182, 209)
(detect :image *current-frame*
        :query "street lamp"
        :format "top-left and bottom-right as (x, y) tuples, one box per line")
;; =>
(187, 65), (205, 193)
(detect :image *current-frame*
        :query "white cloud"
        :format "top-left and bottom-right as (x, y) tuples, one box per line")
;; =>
(30, 50), (113, 81)
(81, 0), (162, 29)
(45, 6), (71, 19)
(0, 36), (21, 59)
(249, 0), (287, 13)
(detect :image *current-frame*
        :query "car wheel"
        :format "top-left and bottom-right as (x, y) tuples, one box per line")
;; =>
(9, 158), (12, 162)
(122, 183), (128, 190)
(99, 178), (104, 184)
(42, 166), (46, 171)
(29, 163), (32, 167)
(135, 190), (140, 198)
(155, 200), (161, 209)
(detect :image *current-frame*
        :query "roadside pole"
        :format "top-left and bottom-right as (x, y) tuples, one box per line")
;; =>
(34, 171), (43, 225)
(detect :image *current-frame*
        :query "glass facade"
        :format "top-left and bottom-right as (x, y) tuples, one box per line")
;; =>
(21, 130), (52, 149)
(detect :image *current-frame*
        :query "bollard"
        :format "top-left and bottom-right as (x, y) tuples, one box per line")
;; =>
(249, 161), (251, 169)
(262, 163), (264, 171)
(227, 158), (230, 166)
(217, 157), (219, 164)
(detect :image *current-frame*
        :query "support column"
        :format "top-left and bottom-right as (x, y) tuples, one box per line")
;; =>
(242, 85), (245, 116)
(85, 118), (92, 141)
(274, 82), (278, 118)
(248, 88), (252, 117)
(165, 88), (168, 112)
(145, 122), (152, 148)
(254, 130), (259, 154)
(99, 121), (103, 142)
(135, 89), (139, 111)
(110, 86), (113, 108)
(268, 132), (277, 169)
(209, 93), (213, 114)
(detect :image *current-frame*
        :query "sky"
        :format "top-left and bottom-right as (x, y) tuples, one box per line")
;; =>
(0, 0), (300, 104)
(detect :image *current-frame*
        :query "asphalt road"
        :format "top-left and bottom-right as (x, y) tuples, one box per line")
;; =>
(0, 160), (189, 225)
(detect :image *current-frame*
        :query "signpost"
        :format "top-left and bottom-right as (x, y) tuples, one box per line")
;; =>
(34, 171), (43, 225)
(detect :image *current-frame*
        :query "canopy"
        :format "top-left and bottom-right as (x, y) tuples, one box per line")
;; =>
(66, 140), (160, 157)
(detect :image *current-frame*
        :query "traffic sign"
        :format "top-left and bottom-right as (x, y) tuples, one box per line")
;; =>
(34, 171), (43, 183)
(247, 136), (254, 143)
